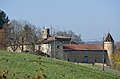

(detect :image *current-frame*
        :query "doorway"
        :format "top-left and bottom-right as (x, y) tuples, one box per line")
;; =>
(84, 56), (88, 63)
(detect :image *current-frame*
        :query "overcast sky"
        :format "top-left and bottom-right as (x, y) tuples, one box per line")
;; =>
(1, 0), (120, 42)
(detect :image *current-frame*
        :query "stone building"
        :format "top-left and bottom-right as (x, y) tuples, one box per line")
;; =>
(7, 27), (114, 66)
(104, 33), (114, 66)
(40, 28), (114, 66)
(40, 27), (71, 59)
(63, 44), (106, 63)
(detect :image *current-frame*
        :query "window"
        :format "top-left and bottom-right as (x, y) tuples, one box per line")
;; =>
(84, 56), (88, 63)
(57, 45), (60, 48)
(95, 59), (96, 62)
(104, 59), (106, 63)
(75, 59), (77, 62)
(68, 58), (69, 61)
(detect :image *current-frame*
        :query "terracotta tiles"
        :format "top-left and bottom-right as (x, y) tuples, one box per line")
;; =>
(63, 44), (104, 51)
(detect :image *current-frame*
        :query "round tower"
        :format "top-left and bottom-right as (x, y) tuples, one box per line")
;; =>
(104, 33), (114, 66)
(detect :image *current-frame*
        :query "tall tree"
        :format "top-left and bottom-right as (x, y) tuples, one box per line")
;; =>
(23, 24), (37, 52)
(0, 10), (9, 28)
(0, 10), (9, 50)
(7, 19), (38, 52)
(7, 20), (22, 51)
(55, 30), (83, 44)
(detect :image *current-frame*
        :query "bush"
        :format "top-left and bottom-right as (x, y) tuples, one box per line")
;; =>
(112, 53), (120, 70)
(35, 50), (50, 57)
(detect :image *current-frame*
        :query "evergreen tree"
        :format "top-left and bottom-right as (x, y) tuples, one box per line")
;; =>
(0, 10), (9, 29)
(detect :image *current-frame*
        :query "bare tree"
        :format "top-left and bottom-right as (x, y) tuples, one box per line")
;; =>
(7, 20), (22, 51)
(54, 30), (83, 44)
(7, 19), (38, 52)
(35, 27), (42, 51)
(23, 24), (37, 52)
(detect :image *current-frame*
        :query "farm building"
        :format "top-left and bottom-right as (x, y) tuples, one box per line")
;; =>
(40, 28), (114, 66)
(6, 27), (114, 66)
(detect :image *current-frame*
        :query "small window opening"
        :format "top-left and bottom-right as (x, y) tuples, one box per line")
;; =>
(57, 45), (59, 48)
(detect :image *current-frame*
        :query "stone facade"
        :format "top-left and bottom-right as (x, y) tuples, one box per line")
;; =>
(104, 33), (114, 66)
(63, 50), (108, 64)
(51, 40), (64, 59)
(39, 28), (114, 66)
(40, 37), (71, 59)
(41, 44), (51, 56)
(42, 27), (50, 39)
(6, 27), (114, 66)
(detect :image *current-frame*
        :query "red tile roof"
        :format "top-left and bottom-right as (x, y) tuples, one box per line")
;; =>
(63, 44), (104, 51)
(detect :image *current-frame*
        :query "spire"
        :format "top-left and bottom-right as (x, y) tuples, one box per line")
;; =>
(104, 32), (114, 42)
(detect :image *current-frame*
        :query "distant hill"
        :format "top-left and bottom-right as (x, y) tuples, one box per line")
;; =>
(0, 50), (120, 79)
(85, 41), (103, 44)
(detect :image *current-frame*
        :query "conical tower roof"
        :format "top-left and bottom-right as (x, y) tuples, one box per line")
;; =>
(104, 33), (114, 42)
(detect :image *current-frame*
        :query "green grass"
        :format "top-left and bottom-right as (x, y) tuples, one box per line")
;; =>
(0, 50), (120, 79)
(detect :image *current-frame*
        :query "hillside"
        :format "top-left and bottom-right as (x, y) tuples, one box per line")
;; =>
(0, 50), (120, 79)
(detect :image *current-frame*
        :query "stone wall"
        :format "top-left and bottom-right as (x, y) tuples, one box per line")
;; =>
(63, 50), (109, 64)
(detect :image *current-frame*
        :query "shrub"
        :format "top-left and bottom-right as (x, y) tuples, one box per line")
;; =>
(0, 70), (8, 79)
(112, 53), (120, 70)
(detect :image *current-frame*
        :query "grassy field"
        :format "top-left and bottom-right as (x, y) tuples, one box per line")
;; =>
(0, 50), (120, 79)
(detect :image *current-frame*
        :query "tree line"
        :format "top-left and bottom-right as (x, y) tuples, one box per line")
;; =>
(0, 9), (120, 70)
(7, 20), (83, 52)
(0, 9), (83, 52)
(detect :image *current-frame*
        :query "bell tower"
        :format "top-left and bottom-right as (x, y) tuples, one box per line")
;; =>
(104, 32), (114, 66)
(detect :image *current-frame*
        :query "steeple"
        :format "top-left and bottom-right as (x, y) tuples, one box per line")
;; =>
(104, 32), (114, 42)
